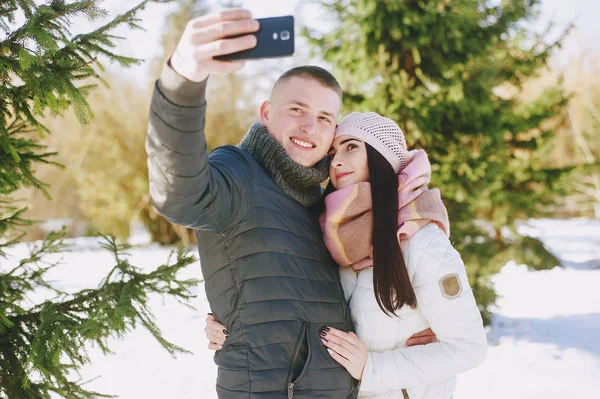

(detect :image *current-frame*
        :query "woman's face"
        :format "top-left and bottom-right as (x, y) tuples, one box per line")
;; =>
(328, 135), (370, 190)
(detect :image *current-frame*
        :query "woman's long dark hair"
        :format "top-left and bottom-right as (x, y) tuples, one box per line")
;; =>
(366, 143), (417, 316)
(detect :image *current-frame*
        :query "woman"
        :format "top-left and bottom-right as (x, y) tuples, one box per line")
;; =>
(206, 112), (487, 398)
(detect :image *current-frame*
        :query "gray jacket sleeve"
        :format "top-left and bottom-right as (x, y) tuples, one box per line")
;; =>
(146, 63), (253, 232)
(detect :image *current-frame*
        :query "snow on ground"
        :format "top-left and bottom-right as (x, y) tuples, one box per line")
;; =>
(3, 218), (600, 398)
(456, 219), (600, 399)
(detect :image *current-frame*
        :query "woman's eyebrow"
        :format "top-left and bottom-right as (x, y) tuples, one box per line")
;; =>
(329, 138), (361, 153)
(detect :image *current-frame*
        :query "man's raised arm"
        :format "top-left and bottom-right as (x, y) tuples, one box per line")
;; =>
(146, 9), (259, 232)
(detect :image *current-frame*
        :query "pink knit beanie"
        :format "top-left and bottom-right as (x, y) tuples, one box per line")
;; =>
(335, 112), (411, 173)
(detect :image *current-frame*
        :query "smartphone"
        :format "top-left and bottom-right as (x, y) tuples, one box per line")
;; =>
(214, 16), (294, 61)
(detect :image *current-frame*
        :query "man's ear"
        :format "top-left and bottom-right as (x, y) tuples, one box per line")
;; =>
(259, 101), (271, 125)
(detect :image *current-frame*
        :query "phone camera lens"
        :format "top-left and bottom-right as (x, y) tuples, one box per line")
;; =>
(281, 30), (290, 40)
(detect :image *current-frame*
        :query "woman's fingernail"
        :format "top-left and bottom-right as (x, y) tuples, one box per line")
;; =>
(218, 345), (223, 350)
(321, 338), (328, 344)
(327, 348), (334, 355)
(323, 326), (331, 332)
(223, 329), (229, 335)
(207, 313), (213, 315)
(320, 331), (327, 337)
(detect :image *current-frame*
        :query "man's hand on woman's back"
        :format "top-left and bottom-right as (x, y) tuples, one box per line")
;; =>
(405, 328), (439, 346)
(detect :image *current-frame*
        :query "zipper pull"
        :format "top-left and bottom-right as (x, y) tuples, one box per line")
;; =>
(288, 382), (294, 399)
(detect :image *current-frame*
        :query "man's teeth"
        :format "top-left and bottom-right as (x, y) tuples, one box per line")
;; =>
(291, 138), (314, 148)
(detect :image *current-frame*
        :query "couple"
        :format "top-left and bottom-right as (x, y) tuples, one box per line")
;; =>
(146, 8), (486, 399)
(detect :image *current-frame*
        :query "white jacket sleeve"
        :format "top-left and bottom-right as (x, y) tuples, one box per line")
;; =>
(359, 225), (487, 394)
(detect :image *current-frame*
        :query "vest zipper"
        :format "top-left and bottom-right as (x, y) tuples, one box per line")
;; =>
(286, 323), (310, 398)
(346, 382), (357, 399)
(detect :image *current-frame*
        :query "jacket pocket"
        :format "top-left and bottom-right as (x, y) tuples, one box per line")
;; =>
(286, 322), (312, 398)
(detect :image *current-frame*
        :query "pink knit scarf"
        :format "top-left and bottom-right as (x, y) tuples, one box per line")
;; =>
(320, 150), (450, 271)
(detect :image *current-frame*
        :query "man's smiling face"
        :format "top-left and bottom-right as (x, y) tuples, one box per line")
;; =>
(260, 76), (341, 167)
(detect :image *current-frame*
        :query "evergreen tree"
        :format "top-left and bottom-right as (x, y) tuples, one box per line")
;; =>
(306, 0), (573, 323)
(0, 2), (200, 398)
(0, 0), (143, 243)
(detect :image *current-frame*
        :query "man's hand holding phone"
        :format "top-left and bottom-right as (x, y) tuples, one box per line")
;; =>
(170, 8), (259, 83)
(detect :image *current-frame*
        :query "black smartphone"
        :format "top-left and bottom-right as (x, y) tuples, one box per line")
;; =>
(214, 15), (294, 61)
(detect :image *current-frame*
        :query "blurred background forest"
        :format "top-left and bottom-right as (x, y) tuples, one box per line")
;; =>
(12, 0), (600, 324)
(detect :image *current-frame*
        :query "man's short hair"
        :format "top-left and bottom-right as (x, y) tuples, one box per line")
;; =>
(272, 65), (343, 100)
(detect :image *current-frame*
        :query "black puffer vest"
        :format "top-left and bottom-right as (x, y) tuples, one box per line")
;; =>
(196, 146), (357, 398)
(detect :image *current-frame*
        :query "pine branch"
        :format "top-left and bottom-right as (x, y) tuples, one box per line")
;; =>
(1, 234), (200, 398)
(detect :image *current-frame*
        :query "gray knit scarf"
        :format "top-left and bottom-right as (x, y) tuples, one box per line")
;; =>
(239, 122), (329, 207)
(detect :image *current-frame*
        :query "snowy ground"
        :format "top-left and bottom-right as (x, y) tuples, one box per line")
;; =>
(455, 219), (600, 399)
(4, 219), (600, 398)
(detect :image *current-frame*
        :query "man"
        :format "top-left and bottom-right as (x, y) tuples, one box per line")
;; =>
(147, 9), (435, 398)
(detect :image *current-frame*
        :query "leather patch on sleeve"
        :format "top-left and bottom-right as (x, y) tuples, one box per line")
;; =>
(439, 273), (462, 299)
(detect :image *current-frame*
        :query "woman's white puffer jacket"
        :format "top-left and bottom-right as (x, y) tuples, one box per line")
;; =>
(339, 223), (487, 399)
